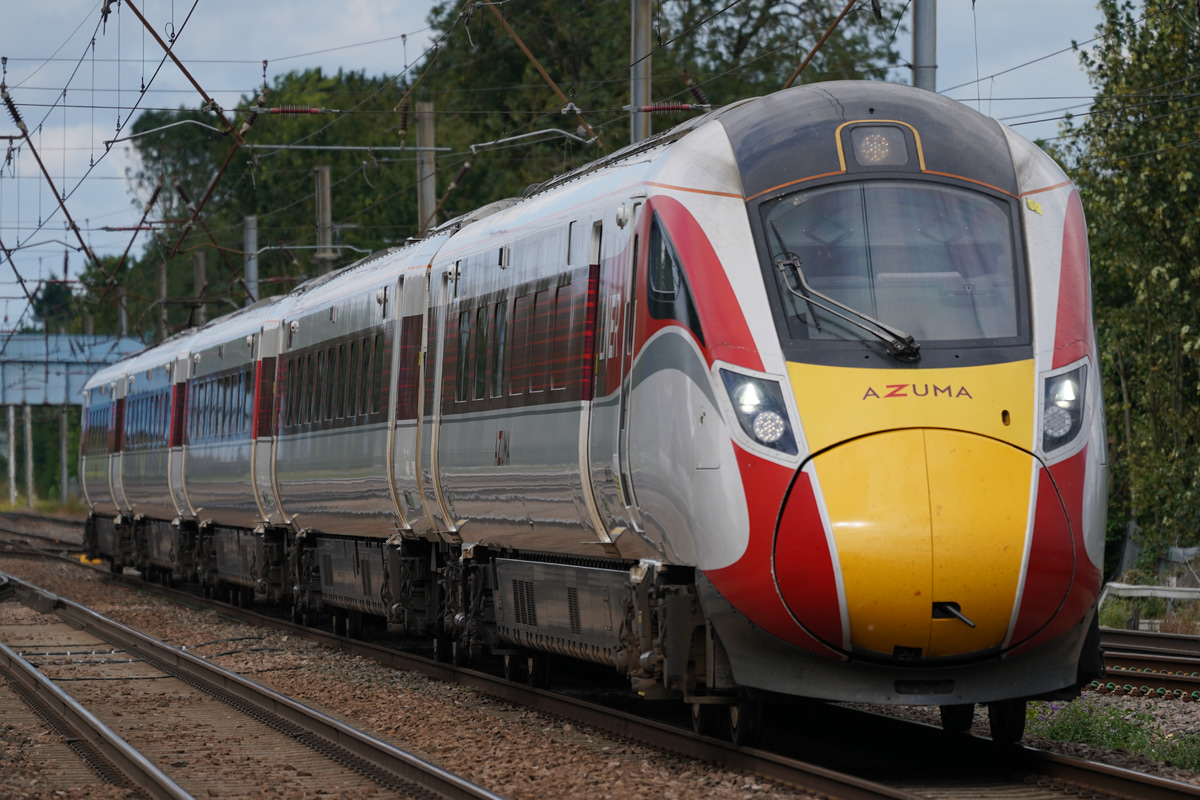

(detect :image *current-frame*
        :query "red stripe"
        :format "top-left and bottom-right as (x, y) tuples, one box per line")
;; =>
(1052, 190), (1092, 369)
(1007, 447), (1102, 656)
(703, 449), (840, 659)
(113, 397), (125, 453)
(773, 472), (844, 647)
(170, 383), (187, 448)
(642, 196), (762, 370)
(581, 263), (601, 401)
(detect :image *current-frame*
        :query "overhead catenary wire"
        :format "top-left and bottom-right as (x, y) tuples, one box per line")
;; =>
(3, 0), (1163, 340)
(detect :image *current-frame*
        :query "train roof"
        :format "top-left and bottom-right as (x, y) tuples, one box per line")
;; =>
(715, 80), (1018, 198)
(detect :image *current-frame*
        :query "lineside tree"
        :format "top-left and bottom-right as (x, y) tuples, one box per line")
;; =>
(1055, 0), (1200, 570)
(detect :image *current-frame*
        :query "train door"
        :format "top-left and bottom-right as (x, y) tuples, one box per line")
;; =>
(391, 270), (439, 536)
(573, 220), (619, 551)
(79, 391), (94, 509)
(588, 199), (645, 535)
(251, 325), (285, 526)
(168, 353), (195, 519)
(420, 265), (455, 537)
(110, 376), (131, 516)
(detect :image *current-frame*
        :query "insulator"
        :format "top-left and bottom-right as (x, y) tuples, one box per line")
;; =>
(2, 88), (28, 135)
(397, 96), (411, 139)
(641, 103), (704, 113)
(449, 158), (473, 190)
(145, 182), (163, 212)
(268, 106), (323, 115)
(683, 72), (710, 107)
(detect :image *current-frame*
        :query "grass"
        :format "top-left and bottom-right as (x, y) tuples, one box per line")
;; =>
(1099, 596), (1200, 635)
(1027, 697), (1200, 771)
(0, 496), (89, 517)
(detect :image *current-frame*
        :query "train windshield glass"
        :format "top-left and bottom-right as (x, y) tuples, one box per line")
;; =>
(761, 181), (1020, 346)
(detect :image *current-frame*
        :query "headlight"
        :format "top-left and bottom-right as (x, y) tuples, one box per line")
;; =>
(720, 369), (798, 455)
(1042, 365), (1087, 452)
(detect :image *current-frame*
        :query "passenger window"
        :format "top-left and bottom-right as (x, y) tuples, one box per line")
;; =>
(354, 338), (367, 415)
(334, 344), (346, 418)
(371, 333), (385, 415)
(474, 306), (488, 401)
(347, 340), (362, 416)
(456, 311), (471, 403)
(530, 290), (552, 393)
(305, 352), (316, 424)
(491, 301), (507, 398)
(552, 288), (569, 390)
(510, 295), (531, 396)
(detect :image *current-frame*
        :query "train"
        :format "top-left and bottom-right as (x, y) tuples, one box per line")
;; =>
(81, 80), (1107, 745)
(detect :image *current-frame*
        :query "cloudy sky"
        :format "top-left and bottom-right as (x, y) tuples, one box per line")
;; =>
(0, 0), (1105, 332)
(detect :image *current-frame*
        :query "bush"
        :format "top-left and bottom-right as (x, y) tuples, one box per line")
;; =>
(1027, 698), (1200, 771)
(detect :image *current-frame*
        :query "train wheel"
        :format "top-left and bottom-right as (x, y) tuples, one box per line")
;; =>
(727, 699), (762, 747)
(451, 640), (467, 667)
(690, 703), (721, 737)
(526, 653), (550, 689)
(987, 699), (1027, 744)
(939, 703), (975, 734)
(290, 604), (303, 625)
(502, 654), (525, 683)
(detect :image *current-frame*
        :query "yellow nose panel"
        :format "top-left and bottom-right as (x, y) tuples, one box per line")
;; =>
(814, 429), (1033, 658)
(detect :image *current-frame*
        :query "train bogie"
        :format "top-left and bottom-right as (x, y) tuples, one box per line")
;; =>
(81, 79), (1107, 744)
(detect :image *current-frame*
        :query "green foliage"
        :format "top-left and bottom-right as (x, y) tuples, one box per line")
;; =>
(0, 406), (80, 505)
(89, 2), (904, 344)
(1054, 0), (1200, 561)
(1028, 698), (1200, 771)
(419, 0), (904, 217)
(1098, 596), (1131, 628)
(106, 67), (423, 341)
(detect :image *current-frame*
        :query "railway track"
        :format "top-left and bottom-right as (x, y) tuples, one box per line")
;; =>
(1098, 628), (1200, 698)
(5, 517), (1200, 799)
(0, 572), (506, 800)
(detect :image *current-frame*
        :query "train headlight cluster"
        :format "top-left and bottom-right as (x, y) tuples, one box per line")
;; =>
(1042, 364), (1087, 452)
(721, 370), (798, 455)
(849, 126), (909, 167)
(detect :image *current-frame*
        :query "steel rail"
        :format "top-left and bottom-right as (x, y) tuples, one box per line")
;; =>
(1101, 627), (1200, 658)
(39, 562), (918, 800)
(3, 574), (507, 800)
(8, 525), (1200, 799)
(0, 630), (191, 799)
(104, 575), (1200, 800)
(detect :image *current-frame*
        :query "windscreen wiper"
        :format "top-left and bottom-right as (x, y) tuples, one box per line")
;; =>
(771, 250), (921, 362)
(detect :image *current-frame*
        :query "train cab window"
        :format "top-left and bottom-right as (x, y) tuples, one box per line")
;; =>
(647, 215), (705, 347)
(761, 180), (1021, 346)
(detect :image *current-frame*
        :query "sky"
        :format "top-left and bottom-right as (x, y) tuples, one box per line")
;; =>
(0, 0), (1106, 334)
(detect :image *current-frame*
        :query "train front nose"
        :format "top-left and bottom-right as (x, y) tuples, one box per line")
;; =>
(775, 429), (1063, 659)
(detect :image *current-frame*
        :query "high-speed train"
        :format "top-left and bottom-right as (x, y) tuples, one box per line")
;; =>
(82, 80), (1107, 745)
